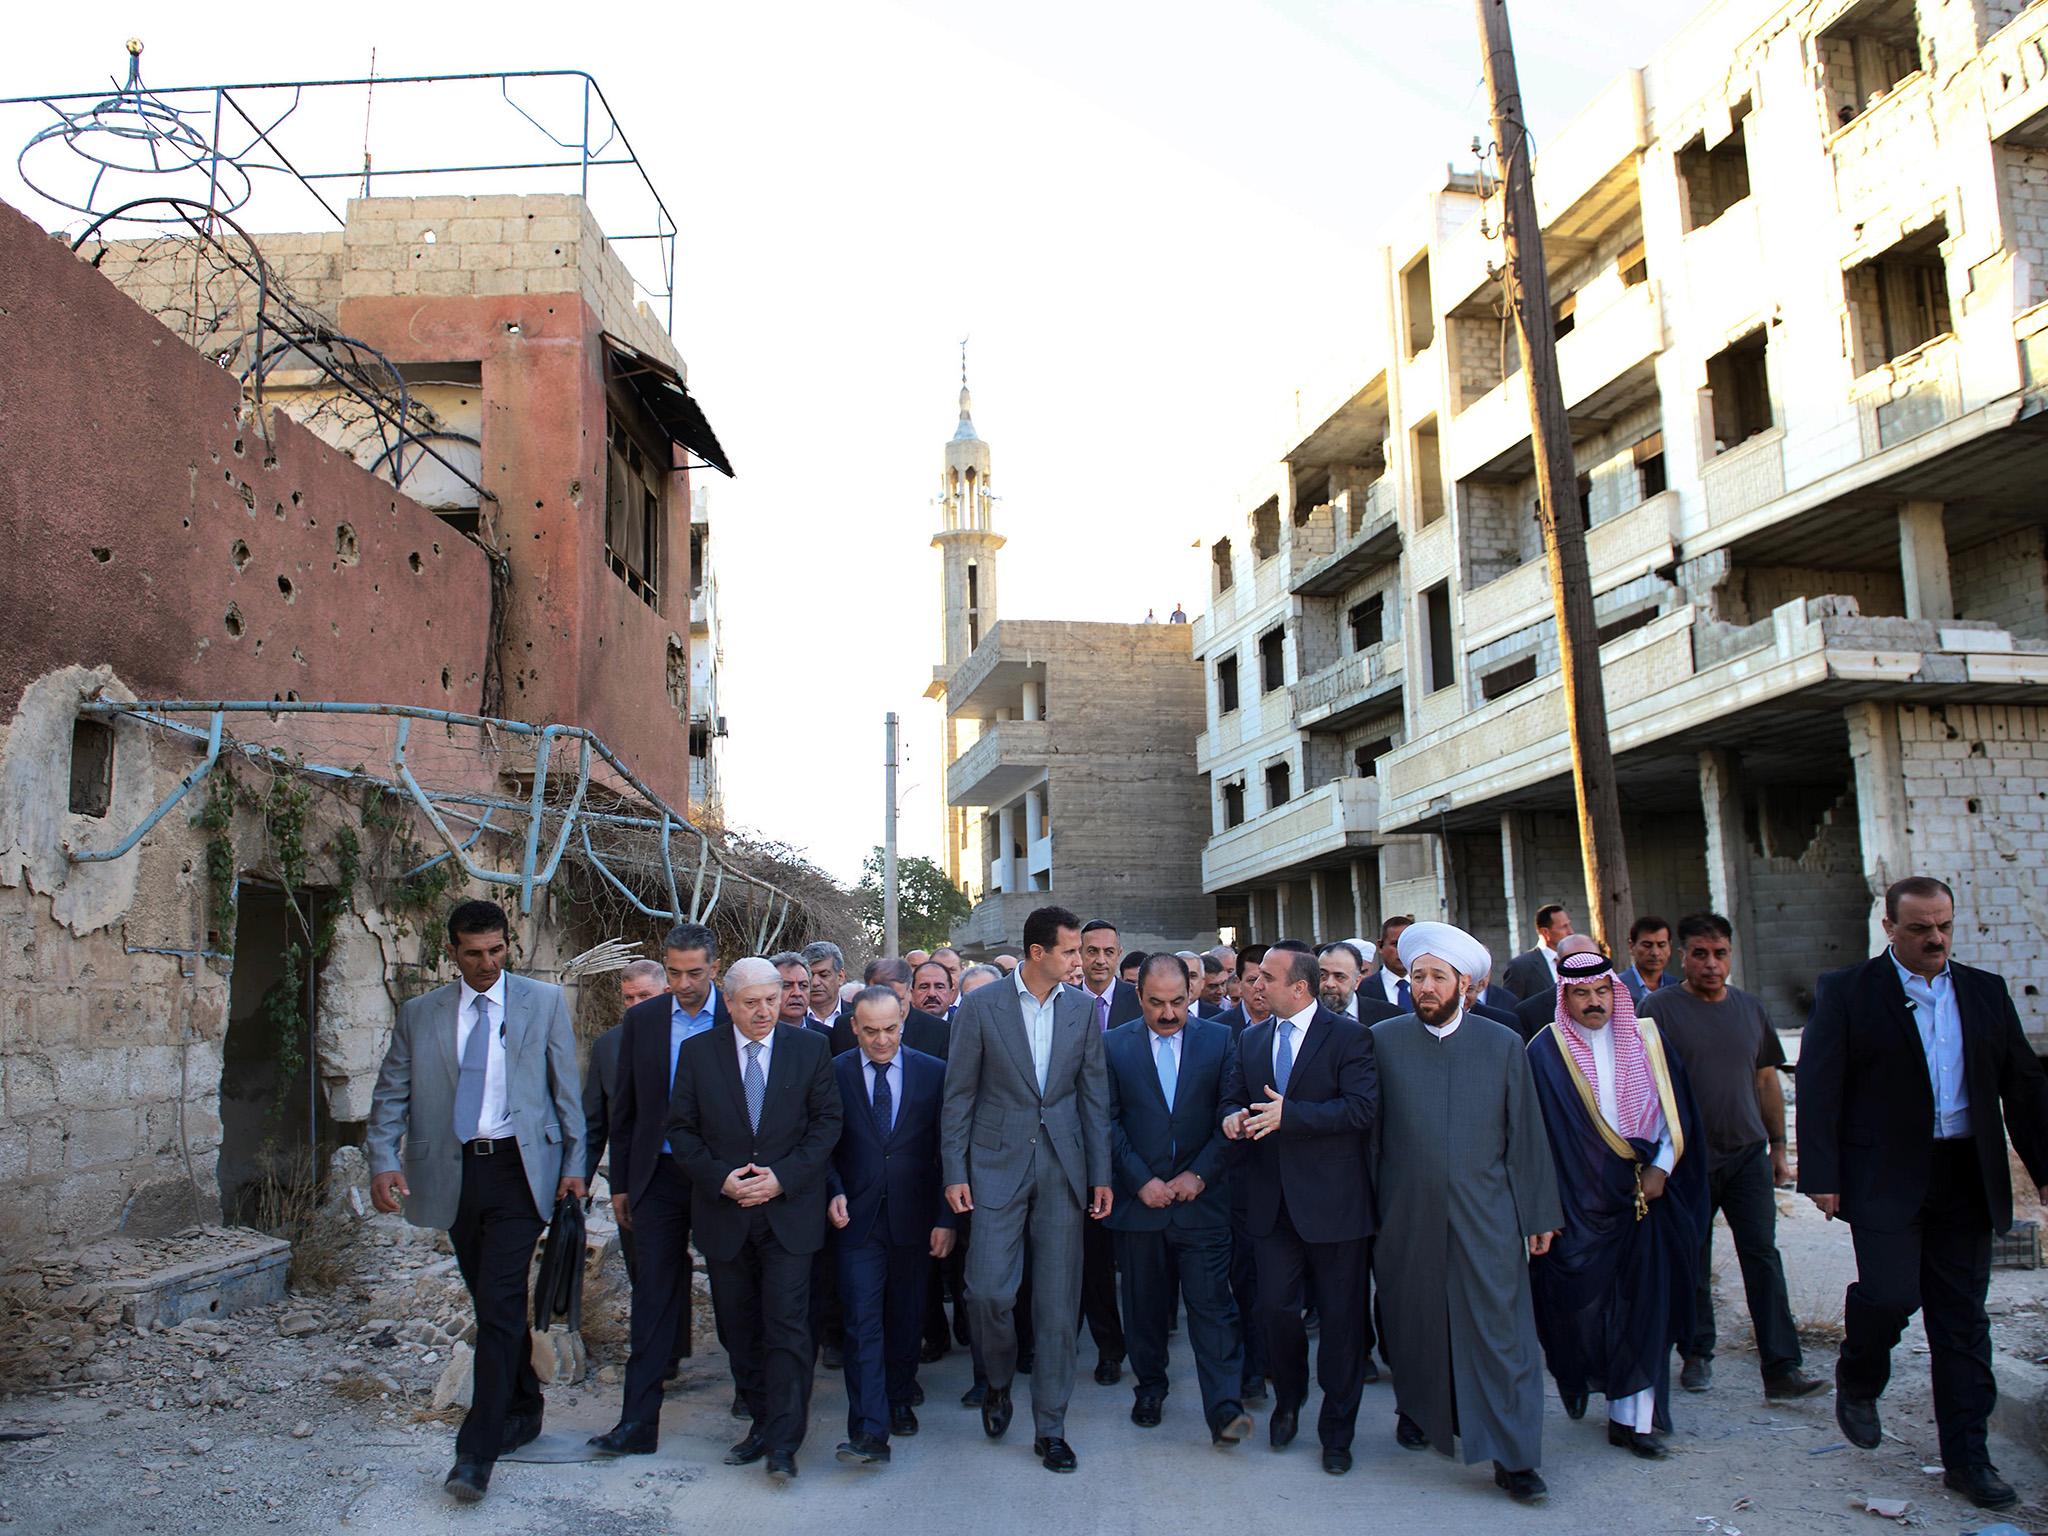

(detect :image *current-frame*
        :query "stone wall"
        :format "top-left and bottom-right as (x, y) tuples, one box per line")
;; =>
(1953, 525), (2048, 638)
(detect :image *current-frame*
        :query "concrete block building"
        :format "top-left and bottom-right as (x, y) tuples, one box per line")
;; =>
(1195, 0), (2048, 1031)
(927, 379), (1216, 956)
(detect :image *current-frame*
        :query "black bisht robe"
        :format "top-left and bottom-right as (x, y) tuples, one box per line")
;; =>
(1526, 1022), (1709, 1432)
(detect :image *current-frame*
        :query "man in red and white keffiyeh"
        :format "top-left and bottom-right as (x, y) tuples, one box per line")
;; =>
(1552, 948), (1666, 1146)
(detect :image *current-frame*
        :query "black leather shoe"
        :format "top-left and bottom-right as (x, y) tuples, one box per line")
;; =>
(891, 1404), (919, 1437)
(1210, 1408), (1252, 1446)
(1241, 1376), (1268, 1404)
(499, 1411), (543, 1455)
(821, 1344), (843, 1371)
(1094, 1356), (1123, 1386)
(960, 1382), (987, 1409)
(1763, 1369), (1827, 1400)
(1835, 1389), (1881, 1450)
(1495, 1463), (1547, 1503)
(919, 1338), (949, 1363)
(1608, 1422), (1669, 1459)
(1562, 1390), (1588, 1421)
(1361, 1356), (1380, 1384)
(587, 1421), (658, 1457)
(1680, 1355), (1711, 1392)
(444, 1459), (491, 1502)
(835, 1438), (891, 1466)
(730, 1392), (750, 1419)
(1396, 1412), (1428, 1450)
(1131, 1395), (1163, 1428)
(982, 1386), (1013, 1439)
(1033, 1435), (1077, 1473)
(663, 1361), (682, 1383)
(1322, 1448), (1353, 1475)
(725, 1432), (768, 1466)
(766, 1451), (798, 1484)
(1269, 1403), (1299, 1449)
(1944, 1463), (2019, 1510)
(1016, 1353), (1034, 1375)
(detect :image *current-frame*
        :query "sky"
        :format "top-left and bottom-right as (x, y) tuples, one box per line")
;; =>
(1, 1), (1695, 886)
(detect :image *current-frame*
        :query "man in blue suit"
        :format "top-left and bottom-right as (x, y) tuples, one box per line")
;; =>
(1106, 953), (1251, 1447)
(827, 986), (957, 1466)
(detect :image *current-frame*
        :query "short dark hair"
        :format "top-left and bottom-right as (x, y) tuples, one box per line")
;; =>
(1269, 946), (1318, 991)
(1535, 903), (1568, 932)
(1201, 953), (1223, 976)
(663, 920), (719, 961)
(866, 956), (913, 987)
(912, 959), (951, 983)
(1080, 919), (1119, 937)
(849, 984), (903, 1021)
(1022, 905), (1081, 955)
(1885, 876), (1955, 921)
(1675, 911), (1733, 948)
(1238, 943), (1270, 967)
(1317, 941), (1366, 969)
(1628, 915), (1670, 943)
(1377, 915), (1414, 943)
(447, 899), (510, 945)
(1137, 952), (1191, 993)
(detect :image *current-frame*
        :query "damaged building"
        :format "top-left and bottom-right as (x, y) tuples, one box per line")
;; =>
(0, 64), (812, 1262)
(1194, 0), (2048, 1030)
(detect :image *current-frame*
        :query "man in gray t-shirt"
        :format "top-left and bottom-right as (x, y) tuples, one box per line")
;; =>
(1641, 913), (1823, 1402)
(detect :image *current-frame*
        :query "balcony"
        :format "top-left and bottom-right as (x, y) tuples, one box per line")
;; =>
(1986, 1), (2048, 146)
(1849, 332), (1963, 458)
(1290, 643), (1402, 732)
(1698, 426), (1786, 538)
(1201, 777), (1380, 892)
(947, 719), (1050, 807)
(1830, 72), (1936, 218)
(1459, 490), (1678, 648)
(1448, 279), (1666, 481)
(1196, 688), (1289, 773)
(1291, 479), (1401, 596)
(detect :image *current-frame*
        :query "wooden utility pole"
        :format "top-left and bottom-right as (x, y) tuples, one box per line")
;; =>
(883, 712), (901, 957)
(1473, 0), (1633, 949)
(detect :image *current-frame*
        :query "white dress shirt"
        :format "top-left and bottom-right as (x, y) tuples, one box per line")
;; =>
(455, 974), (514, 1139)
(1538, 943), (1560, 983)
(1567, 1020), (1676, 1173)
(1272, 1001), (1319, 1078)
(1372, 968), (1403, 1004)
(734, 1023), (776, 1079)
(863, 1051), (901, 1130)
(1424, 1006), (1464, 1041)
(1016, 970), (1060, 1093)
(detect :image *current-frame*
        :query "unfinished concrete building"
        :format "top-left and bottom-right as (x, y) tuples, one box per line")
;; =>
(1194, 0), (2048, 1030)
(0, 65), (814, 1261)
(926, 382), (1216, 956)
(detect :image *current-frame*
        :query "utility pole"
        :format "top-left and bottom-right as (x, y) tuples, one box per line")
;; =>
(1474, 0), (1633, 949)
(883, 712), (901, 958)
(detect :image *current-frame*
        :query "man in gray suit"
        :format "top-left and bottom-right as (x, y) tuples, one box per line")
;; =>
(367, 900), (586, 1504)
(941, 904), (1112, 1474)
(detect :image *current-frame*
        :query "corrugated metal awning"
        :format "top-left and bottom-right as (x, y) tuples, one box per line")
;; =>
(603, 335), (735, 477)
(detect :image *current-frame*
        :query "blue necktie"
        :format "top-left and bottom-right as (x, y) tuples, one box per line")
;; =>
(743, 1041), (766, 1132)
(1396, 978), (1412, 1011)
(454, 995), (490, 1142)
(871, 1059), (894, 1133)
(1273, 1021), (1294, 1095)
(1156, 1034), (1178, 1109)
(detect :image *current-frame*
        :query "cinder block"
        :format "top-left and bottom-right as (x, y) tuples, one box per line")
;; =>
(446, 218), (503, 245)
(342, 268), (397, 299)
(65, 1106), (140, 1169)
(474, 267), (527, 296)
(53, 1049), (125, 1107)
(460, 244), (511, 272)
(417, 270), (475, 297)
(522, 216), (581, 244)
(525, 268), (579, 294)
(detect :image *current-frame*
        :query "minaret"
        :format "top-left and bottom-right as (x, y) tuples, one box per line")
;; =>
(930, 350), (1005, 891)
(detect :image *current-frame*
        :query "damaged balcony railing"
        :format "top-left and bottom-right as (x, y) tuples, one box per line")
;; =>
(64, 699), (797, 951)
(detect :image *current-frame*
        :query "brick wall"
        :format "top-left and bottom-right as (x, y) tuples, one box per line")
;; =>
(1459, 478), (1524, 588)
(1450, 829), (1512, 975)
(1732, 564), (1906, 623)
(1744, 787), (1869, 1023)
(2000, 144), (2048, 307)
(1953, 526), (2048, 638)
(1450, 312), (1515, 410)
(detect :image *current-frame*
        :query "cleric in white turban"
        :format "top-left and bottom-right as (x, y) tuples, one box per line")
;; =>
(1369, 921), (1565, 1504)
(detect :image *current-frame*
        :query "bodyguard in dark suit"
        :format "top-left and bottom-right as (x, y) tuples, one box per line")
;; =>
(1106, 954), (1250, 1446)
(1799, 876), (2048, 1513)
(583, 963), (670, 1251)
(589, 929), (727, 1456)
(1072, 919), (1134, 1383)
(826, 988), (957, 1465)
(831, 1001), (951, 1062)
(1221, 943), (1379, 1474)
(1501, 903), (1573, 1002)
(667, 956), (844, 1483)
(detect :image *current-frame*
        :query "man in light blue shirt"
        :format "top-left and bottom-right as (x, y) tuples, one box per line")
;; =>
(1616, 916), (1681, 1006)
(1890, 948), (1968, 1138)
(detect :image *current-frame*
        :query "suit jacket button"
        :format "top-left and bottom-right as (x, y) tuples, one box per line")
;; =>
(1029, 1137), (1036, 1145)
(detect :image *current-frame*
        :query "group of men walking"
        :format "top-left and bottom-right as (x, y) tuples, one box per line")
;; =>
(364, 875), (2048, 1514)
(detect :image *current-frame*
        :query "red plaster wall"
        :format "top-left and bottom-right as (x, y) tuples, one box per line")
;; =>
(0, 200), (495, 724)
(339, 291), (697, 810)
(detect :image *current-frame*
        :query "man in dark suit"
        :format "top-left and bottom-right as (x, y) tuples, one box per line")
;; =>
(773, 952), (821, 1031)
(825, 987), (956, 1465)
(1107, 954), (1250, 1446)
(583, 961), (667, 1196)
(667, 956), (844, 1483)
(1502, 903), (1573, 1002)
(1071, 919), (1136, 1383)
(1213, 943), (1271, 1403)
(1800, 876), (2048, 1513)
(941, 905), (1112, 1474)
(1221, 941), (1380, 1475)
(830, 957), (951, 1060)
(588, 926), (727, 1456)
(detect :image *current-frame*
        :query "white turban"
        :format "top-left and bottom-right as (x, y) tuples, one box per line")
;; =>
(1397, 921), (1489, 981)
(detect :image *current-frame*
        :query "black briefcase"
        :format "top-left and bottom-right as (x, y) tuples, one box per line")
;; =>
(532, 1191), (587, 1331)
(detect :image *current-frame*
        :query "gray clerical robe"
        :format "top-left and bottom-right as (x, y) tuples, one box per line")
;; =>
(1370, 1013), (1563, 1469)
